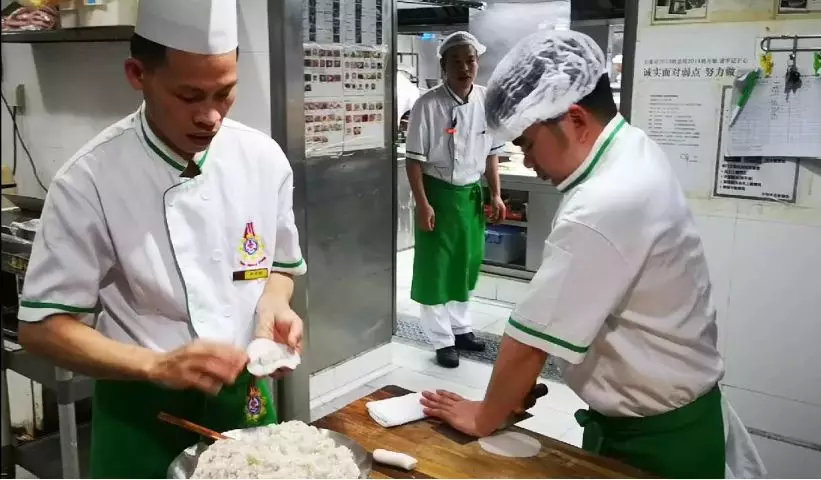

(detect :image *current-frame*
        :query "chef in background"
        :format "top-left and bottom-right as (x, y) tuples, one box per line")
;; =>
(397, 66), (421, 128)
(405, 31), (506, 368)
(16, 1), (306, 477)
(421, 30), (765, 478)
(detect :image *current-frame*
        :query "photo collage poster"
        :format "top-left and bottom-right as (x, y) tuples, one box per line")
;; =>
(303, 0), (387, 155)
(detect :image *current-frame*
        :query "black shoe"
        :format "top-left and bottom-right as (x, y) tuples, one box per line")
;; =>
(455, 332), (486, 352)
(436, 346), (460, 368)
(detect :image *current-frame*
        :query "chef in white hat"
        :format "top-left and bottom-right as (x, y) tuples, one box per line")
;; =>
(405, 31), (506, 368)
(420, 30), (765, 478)
(17, 1), (306, 477)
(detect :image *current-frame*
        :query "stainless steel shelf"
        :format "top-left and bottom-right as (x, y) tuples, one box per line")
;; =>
(481, 261), (534, 281)
(15, 422), (91, 479)
(1, 26), (133, 44)
(500, 219), (527, 228)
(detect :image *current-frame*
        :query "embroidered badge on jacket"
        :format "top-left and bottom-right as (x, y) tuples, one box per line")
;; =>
(245, 384), (267, 424)
(238, 222), (267, 267)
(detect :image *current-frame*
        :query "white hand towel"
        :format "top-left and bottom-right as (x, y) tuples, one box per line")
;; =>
(366, 393), (426, 428)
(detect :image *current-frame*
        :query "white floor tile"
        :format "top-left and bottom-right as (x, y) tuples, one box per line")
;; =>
(559, 425), (584, 448)
(535, 379), (587, 415)
(469, 299), (513, 319)
(422, 357), (493, 390)
(752, 435), (821, 478)
(366, 367), (485, 400)
(392, 340), (436, 372)
(479, 319), (508, 336)
(473, 274), (497, 299)
(497, 277), (529, 304)
(397, 300), (418, 317)
(470, 311), (500, 331)
(515, 407), (578, 440)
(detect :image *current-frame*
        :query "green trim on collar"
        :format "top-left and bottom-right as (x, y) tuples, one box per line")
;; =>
(508, 317), (589, 354)
(140, 118), (209, 173)
(444, 84), (473, 105)
(20, 301), (96, 314)
(560, 118), (627, 193)
(271, 259), (304, 269)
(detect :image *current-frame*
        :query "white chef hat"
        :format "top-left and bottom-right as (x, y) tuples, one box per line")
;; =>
(135, 0), (238, 55)
(438, 31), (487, 58)
(484, 30), (606, 141)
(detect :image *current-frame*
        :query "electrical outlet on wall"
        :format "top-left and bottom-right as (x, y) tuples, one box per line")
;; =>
(12, 83), (25, 113)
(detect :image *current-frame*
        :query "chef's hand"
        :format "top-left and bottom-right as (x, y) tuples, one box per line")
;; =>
(255, 302), (304, 379)
(420, 390), (489, 437)
(421, 383), (548, 437)
(489, 195), (506, 224)
(417, 203), (435, 232)
(255, 304), (303, 353)
(147, 341), (248, 395)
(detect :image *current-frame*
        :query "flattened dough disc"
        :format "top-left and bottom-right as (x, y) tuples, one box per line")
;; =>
(479, 431), (541, 458)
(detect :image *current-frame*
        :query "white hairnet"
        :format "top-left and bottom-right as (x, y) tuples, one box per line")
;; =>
(438, 31), (487, 58)
(484, 30), (606, 141)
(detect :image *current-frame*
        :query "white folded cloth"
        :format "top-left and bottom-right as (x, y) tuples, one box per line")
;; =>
(366, 393), (426, 428)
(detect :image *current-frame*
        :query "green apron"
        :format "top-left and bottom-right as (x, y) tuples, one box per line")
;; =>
(575, 385), (725, 478)
(90, 372), (277, 479)
(411, 175), (485, 306)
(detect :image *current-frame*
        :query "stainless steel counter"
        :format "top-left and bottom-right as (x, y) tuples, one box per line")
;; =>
(396, 155), (562, 280)
(483, 171), (563, 278)
(1, 207), (92, 478)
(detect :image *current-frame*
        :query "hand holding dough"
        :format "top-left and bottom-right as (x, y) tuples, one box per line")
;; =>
(246, 338), (301, 377)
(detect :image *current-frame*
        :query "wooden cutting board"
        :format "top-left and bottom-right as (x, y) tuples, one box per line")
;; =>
(313, 385), (649, 479)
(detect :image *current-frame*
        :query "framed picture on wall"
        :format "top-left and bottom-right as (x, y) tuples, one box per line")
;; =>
(778, 0), (821, 13)
(653, 0), (709, 22)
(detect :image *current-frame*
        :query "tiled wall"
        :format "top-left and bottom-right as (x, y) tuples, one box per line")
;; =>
(1, 0), (272, 196)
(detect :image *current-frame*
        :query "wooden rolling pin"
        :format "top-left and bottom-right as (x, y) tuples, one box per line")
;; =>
(157, 411), (229, 441)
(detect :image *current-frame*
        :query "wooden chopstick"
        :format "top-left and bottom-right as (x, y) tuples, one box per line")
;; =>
(157, 411), (230, 441)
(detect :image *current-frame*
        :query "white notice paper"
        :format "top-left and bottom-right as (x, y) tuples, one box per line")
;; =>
(715, 86), (800, 202)
(633, 80), (721, 195)
(726, 76), (821, 158)
(714, 156), (799, 202)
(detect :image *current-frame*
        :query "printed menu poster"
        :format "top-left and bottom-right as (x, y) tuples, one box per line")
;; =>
(304, 44), (344, 98)
(303, 0), (341, 43)
(344, 97), (385, 151)
(305, 100), (345, 156)
(779, 0), (821, 13)
(653, 0), (708, 22)
(342, 0), (383, 45)
(343, 45), (386, 97)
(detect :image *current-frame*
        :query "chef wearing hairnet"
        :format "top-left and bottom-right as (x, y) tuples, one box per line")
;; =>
(421, 30), (765, 478)
(17, 1), (306, 477)
(405, 31), (506, 368)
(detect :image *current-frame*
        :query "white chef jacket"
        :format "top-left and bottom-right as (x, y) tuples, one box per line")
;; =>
(19, 104), (307, 352)
(396, 71), (420, 126)
(506, 114), (724, 417)
(405, 83), (505, 186)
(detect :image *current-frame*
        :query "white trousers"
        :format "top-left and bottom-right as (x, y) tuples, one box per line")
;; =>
(420, 297), (473, 350)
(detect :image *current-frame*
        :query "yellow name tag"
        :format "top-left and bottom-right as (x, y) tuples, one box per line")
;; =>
(233, 268), (269, 281)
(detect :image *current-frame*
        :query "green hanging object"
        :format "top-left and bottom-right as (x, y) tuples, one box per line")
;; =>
(814, 52), (821, 76)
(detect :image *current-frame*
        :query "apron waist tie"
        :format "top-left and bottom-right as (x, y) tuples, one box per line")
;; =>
(575, 409), (605, 453)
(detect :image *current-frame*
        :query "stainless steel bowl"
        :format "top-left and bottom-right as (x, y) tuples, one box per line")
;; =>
(167, 427), (372, 479)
